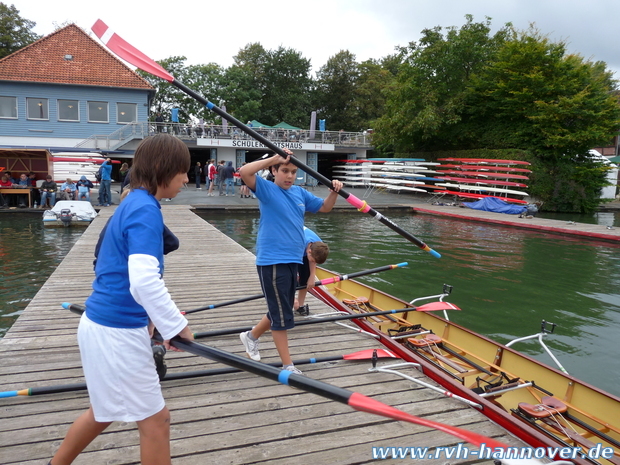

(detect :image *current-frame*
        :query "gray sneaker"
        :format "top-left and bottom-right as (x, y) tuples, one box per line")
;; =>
(284, 365), (303, 375)
(240, 331), (260, 361)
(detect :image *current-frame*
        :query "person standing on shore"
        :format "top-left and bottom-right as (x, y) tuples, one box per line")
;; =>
(195, 162), (202, 190)
(97, 159), (113, 206)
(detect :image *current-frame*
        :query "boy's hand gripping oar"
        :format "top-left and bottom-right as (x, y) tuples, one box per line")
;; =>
(183, 262), (407, 314)
(91, 19), (440, 259)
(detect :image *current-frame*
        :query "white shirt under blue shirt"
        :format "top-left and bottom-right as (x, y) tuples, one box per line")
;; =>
(85, 188), (187, 340)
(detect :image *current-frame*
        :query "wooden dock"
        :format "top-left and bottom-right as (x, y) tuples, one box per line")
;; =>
(413, 204), (620, 242)
(0, 206), (528, 464)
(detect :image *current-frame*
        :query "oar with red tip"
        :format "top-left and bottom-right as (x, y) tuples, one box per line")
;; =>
(183, 262), (408, 314)
(0, 349), (398, 399)
(90, 19), (440, 259)
(59, 304), (543, 464)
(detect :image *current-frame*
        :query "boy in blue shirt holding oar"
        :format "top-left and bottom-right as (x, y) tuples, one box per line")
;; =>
(238, 150), (342, 374)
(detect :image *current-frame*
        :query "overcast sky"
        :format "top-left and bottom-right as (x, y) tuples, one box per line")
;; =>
(13, 0), (620, 78)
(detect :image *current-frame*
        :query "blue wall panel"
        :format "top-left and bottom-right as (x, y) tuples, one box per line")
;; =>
(0, 81), (150, 139)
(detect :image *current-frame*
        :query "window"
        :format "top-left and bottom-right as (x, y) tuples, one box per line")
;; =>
(0, 96), (17, 119)
(27, 97), (49, 120)
(88, 101), (108, 123)
(58, 99), (79, 121)
(117, 103), (137, 123)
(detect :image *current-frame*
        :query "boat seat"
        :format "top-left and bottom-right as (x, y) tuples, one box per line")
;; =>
(407, 333), (442, 347)
(518, 396), (567, 418)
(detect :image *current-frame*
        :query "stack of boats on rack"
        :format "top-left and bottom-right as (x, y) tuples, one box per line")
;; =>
(333, 158), (443, 195)
(433, 158), (532, 205)
(42, 200), (98, 227)
(50, 153), (108, 183)
(310, 268), (620, 465)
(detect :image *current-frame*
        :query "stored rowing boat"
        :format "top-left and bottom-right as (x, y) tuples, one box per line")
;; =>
(311, 270), (620, 465)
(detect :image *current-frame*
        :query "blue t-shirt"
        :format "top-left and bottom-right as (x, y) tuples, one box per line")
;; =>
(253, 175), (324, 265)
(303, 227), (322, 257)
(85, 189), (164, 328)
(101, 160), (112, 181)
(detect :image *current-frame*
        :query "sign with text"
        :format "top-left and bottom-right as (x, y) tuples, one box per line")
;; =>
(197, 138), (334, 151)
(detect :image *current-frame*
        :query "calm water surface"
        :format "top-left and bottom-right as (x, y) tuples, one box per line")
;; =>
(2, 210), (620, 398)
(0, 214), (83, 338)
(200, 211), (620, 397)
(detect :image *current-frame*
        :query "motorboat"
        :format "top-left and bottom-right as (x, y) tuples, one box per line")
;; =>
(42, 200), (97, 227)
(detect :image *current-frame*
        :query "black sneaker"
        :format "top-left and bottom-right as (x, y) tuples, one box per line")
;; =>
(295, 304), (310, 316)
(152, 344), (167, 380)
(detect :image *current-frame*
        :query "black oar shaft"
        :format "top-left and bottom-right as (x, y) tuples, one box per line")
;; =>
(168, 336), (353, 404)
(4, 353), (355, 398)
(185, 263), (406, 314)
(192, 306), (413, 339)
(172, 79), (439, 257)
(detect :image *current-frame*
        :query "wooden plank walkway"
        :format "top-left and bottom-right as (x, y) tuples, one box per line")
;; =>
(0, 205), (528, 464)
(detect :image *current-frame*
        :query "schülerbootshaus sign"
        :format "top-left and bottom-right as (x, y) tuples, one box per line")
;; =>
(197, 139), (335, 152)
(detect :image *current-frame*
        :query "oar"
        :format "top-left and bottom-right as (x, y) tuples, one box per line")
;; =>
(183, 262), (408, 314)
(164, 336), (535, 457)
(0, 348), (399, 399)
(62, 303), (418, 339)
(90, 19), (440, 259)
(60, 305), (543, 464)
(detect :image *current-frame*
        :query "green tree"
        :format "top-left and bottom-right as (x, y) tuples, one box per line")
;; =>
(221, 43), (267, 124)
(184, 62), (226, 124)
(0, 3), (41, 58)
(373, 15), (510, 153)
(260, 46), (313, 126)
(468, 30), (620, 160)
(355, 56), (399, 131)
(465, 28), (620, 212)
(315, 50), (360, 131)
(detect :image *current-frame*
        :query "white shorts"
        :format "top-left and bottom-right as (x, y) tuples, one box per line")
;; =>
(78, 313), (165, 422)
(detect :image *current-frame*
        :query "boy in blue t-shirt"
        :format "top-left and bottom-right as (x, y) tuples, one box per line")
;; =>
(238, 150), (342, 374)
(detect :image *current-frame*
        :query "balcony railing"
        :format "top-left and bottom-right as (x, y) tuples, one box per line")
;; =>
(75, 122), (374, 150)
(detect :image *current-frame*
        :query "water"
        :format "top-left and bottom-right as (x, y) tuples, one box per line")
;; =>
(199, 210), (620, 397)
(0, 214), (84, 338)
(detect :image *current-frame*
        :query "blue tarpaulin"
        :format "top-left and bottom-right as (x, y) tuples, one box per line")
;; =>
(463, 197), (527, 215)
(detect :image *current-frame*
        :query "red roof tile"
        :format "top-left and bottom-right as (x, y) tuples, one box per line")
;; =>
(0, 24), (153, 90)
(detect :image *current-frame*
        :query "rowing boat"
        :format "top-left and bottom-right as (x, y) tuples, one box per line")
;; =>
(438, 158), (532, 166)
(311, 270), (620, 465)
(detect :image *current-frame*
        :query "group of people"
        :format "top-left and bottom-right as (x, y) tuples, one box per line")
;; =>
(47, 134), (342, 465)
(0, 160), (115, 210)
(0, 171), (36, 208)
(194, 159), (247, 197)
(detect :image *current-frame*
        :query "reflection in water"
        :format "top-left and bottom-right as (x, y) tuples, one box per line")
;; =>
(200, 211), (620, 397)
(0, 215), (83, 338)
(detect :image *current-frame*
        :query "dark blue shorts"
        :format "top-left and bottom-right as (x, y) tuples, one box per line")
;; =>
(257, 263), (298, 331)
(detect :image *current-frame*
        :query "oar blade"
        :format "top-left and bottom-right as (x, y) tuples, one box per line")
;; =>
(91, 19), (174, 82)
(416, 302), (461, 312)
(342, 349), (400, 360)
(348, 392), (507, 449)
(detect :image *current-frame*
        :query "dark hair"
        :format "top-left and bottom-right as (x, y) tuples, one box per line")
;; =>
(130, 134), (190, 195)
